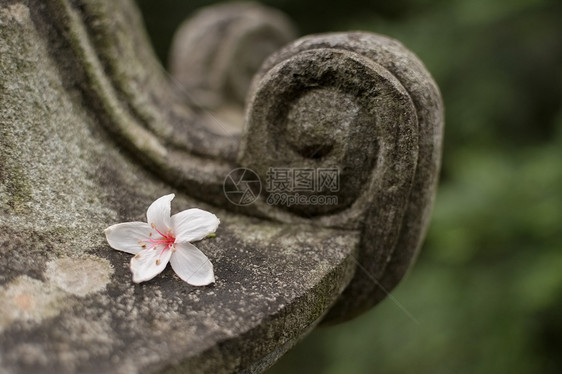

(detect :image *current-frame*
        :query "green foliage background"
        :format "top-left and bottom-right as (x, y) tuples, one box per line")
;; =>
(136, 0), (562, 372)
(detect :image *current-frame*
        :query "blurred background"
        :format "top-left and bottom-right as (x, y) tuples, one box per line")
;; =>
(135, 0), (562, 372)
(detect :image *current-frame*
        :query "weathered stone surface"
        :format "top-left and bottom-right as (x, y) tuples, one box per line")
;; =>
(241, 32), (444, 322)
(169, 2), (297, 131)
(0, 0), (443, 372)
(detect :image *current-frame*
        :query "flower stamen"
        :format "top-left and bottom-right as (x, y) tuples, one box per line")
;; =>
(151, 223), (170, 239)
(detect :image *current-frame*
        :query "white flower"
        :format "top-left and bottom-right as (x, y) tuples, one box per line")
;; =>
(104, 194), (219, 285)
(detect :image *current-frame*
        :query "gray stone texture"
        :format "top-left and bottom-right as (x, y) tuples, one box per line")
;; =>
(0, 0), (443, 372)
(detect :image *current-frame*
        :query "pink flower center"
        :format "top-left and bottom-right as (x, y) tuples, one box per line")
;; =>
(138, 224), (177, 265)
(149, 224), (176, 252)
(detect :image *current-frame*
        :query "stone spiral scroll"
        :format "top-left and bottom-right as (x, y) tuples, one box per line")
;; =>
(169, 2), (297, 113)
(0, 0), (443, 372)
(239, 32), (444, 321)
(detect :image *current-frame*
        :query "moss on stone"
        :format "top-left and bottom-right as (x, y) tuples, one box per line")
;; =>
(0, 155), (33, 214)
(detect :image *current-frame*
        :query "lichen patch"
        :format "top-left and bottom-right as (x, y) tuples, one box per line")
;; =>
(45, 256), (113, 297)
(0, 276), (63, 332)
(1, 3), (30, 26)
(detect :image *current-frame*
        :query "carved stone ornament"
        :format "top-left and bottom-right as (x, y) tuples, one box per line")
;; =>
(0, 0), (443, 373)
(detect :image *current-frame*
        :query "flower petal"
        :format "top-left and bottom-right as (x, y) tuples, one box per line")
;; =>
(171, 208), (220, 243)
(104, 222), (152, 254)
(170, 243), (214, 286)
(146, 194), (174, 234)
(130, 246), (173, 283)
